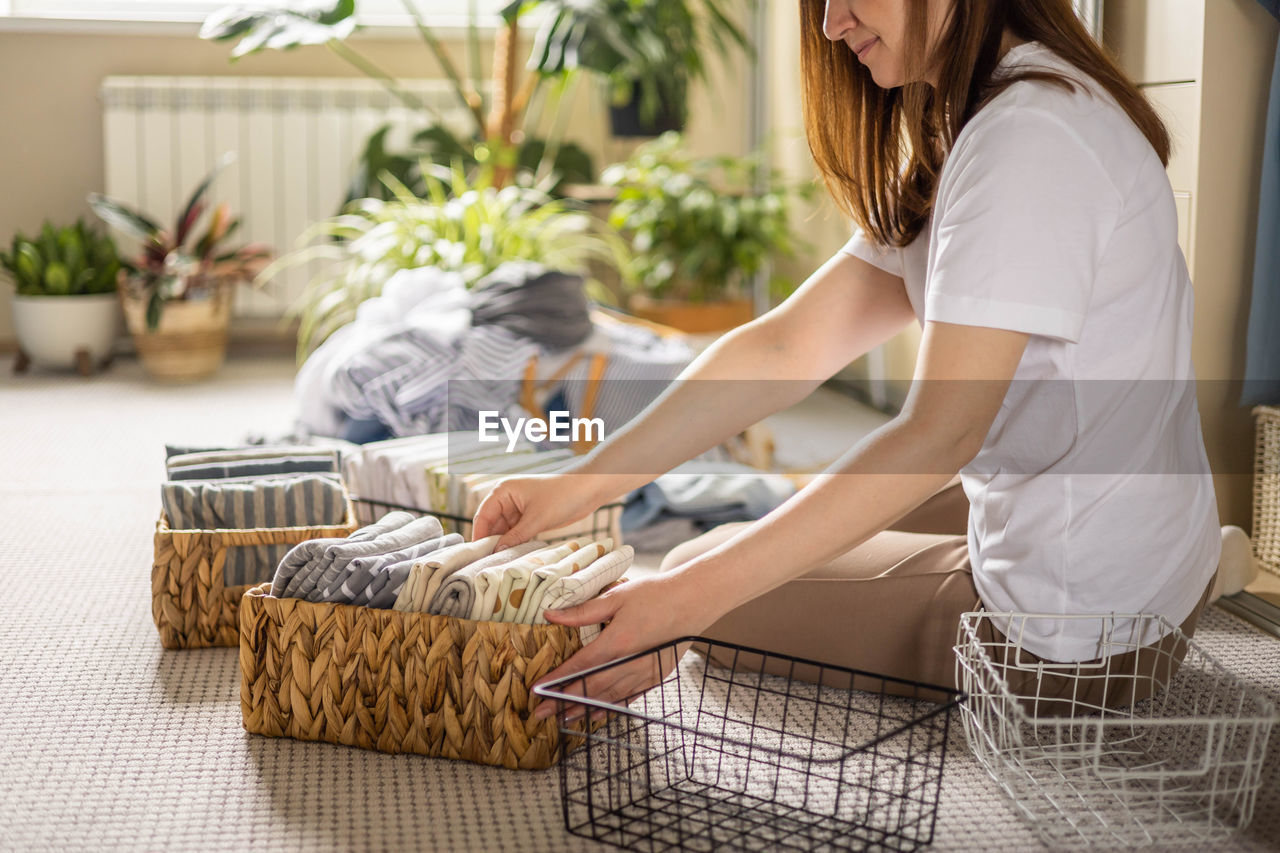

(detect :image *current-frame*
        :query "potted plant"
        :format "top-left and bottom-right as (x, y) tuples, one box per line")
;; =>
(88, 157), (271, 382)
(200, 0), (595, 201)
(267, 164), (629, 360)
(1, 220), (123, 375)
(604, 132), (809, 333)
(518, 0), (750, 137)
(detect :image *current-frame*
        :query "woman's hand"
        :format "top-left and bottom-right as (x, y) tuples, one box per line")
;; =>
(531, 569), (712, 720)
(472, 473), (615, 550)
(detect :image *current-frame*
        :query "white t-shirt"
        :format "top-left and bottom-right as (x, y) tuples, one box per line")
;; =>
(841, 41), (1221, 661)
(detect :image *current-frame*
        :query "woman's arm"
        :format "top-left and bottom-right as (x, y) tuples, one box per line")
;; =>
(569, 251), (917, 503)
(473, 251), (914, 545)
(534, 320), (1029, 711)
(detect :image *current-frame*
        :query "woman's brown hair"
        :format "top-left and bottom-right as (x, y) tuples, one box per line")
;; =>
(801, 0), (1170, 248)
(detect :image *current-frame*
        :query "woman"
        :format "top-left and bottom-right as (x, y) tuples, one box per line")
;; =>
(474, 0), (1222, 712)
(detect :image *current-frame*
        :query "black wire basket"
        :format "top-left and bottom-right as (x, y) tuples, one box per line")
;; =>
(349, 495), (623, 545)
(535, 638), (965, 852)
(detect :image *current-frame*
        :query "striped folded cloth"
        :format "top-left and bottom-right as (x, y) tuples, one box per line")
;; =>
(291, 514), (444, 601)
(271, 511), (416, 597)
(163, 474), (351, 587)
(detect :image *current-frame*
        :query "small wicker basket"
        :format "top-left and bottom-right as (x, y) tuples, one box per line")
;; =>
(238, 583), (593, 770)
(152, 505), (358, 650)
(1252, 406), (1280, 576)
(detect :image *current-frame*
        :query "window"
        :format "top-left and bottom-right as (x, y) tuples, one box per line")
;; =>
(1, 1), (509, 29)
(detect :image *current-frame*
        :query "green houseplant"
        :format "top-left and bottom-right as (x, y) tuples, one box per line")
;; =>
(516, 0), (750, 136)
(89, 156), (271, 381)
(604, 132), (808, 332)
(0, 220), (123, 374)
(267, 164), (629, 360)
(201, 0), (594, 201)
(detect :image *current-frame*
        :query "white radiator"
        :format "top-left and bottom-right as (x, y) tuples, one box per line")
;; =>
(100, 75), (471, 319)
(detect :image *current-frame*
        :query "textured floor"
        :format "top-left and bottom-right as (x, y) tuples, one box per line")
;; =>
(1, 355), (1278, 852)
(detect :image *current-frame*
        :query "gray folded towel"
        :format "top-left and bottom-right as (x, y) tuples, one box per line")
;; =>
(328, 533), (465, 608)
(272, 511), (414, 597)
(299, 514), (447, 601)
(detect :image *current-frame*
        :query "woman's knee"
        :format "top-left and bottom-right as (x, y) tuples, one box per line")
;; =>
(657, 521), (751, 573)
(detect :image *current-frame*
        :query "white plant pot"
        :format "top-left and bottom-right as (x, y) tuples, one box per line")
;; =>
(11, 293), (122, 369)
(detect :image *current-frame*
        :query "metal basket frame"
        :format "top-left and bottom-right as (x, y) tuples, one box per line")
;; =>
(954, 611), (1278, 848)
(536, 637), (964, 852)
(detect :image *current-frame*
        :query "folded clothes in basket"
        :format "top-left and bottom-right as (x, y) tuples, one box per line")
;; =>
(270, 512), (633, 630)
(271, 511), (416, 597)
(163, 474), (351, 586)
(391, 535), (502, 612)
(427, 541), (548, 618)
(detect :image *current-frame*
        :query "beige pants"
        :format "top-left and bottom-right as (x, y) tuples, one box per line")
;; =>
(659, 477), (1213, 708)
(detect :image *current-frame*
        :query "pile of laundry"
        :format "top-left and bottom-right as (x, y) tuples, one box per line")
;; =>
(160, 445), (348, 586)
(270, 511), (631, 636)
(293, 261), (694, 442)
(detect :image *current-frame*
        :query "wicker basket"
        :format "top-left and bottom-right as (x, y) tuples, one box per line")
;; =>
(152, 506), (358, 650)
(239, 583), (593, 769)
(1253, 406), (1280, 576)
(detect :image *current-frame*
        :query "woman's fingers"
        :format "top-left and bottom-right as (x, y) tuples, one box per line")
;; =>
(542, 594), (620, 628)
(471, 489), (513, 541)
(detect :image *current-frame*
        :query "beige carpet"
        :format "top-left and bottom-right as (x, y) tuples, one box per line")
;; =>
(2, 355), (1278, 852)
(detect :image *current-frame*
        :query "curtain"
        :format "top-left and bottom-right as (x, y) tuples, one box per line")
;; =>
(1242, 0), (1280, 404)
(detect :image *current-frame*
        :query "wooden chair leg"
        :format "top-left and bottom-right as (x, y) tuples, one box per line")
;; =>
(13, 348), (30, 374)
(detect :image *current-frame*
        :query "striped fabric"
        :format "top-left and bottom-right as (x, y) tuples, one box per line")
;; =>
(557, 321), (692, 435)
(329, 325), (537, 438)
(162, 475), (349, 587)
(167, 455), (338, 481)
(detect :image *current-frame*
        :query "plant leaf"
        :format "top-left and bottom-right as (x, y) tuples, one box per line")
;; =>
(89, 194), (163, 243)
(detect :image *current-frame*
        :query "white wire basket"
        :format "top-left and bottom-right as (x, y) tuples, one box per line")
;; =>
(954, 611), (1278, 848)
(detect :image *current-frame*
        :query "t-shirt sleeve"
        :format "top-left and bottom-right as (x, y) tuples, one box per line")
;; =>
(839, 228), (904, 278)
(926, 108), (1122, 343)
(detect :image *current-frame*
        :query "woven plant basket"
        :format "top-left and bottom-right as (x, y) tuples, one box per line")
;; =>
(1253, 406), (1280, 577)
(152, 507), (358, 650)
(239, 583), (594, 770)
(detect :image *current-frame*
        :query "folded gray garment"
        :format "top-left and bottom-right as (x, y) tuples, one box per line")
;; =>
(163, 474), (349, 532)
(167, 445), (338, 469)
(325, 532), (464, 608)
(297, 514), (447, 602)
(168, 455), (338, 481)
(225, 543), (293, 587)
(469, 262), (592, 350)
(271, 511), (414, 597)
(427, 541), (546, 618)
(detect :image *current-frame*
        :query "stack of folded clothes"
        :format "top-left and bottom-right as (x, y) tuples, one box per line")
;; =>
(271, 512), (632, 636)
(341, 433), (618, 543)
(161, 445), (349, 586)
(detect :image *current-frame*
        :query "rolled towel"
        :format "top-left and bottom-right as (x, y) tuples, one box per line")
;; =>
(474, 540), (585, 622)
(326, 532), (464, 607)
(303, 514), (448, 602)
(513, 538), (613, 625)
(536, 546), (634, 624)
(428, 541), (546, 618)
(392, 535), (501, 612)
(272, 511), (414, 597)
